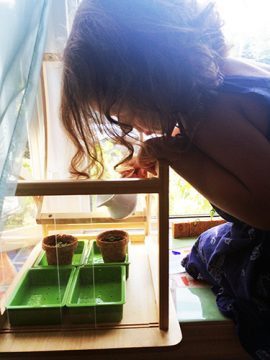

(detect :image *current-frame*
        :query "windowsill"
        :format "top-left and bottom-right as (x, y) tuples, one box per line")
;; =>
(171, 216), (225, 238)
(169, 237), (227, 323)
(169, 218), (227, 324)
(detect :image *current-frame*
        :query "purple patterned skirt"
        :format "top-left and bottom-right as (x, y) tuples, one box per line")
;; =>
(182, 215), (270, 360)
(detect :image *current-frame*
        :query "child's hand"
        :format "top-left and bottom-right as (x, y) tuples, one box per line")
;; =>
(117, 135), (186, 178)
(117, 156), (157, 179)
(117, 140), (159, 178)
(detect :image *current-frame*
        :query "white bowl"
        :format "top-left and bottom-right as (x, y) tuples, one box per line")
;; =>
(96, 194), (137, 219)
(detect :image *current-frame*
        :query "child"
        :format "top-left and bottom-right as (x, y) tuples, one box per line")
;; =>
(60, 1), (270, 358)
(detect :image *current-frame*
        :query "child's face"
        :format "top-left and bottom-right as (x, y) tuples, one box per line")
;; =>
(110, 106), (162, 135)
(91, 102), (162, 135)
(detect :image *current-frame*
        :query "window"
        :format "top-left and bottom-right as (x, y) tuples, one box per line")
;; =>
(4, 0), (270, 230)
(216, 0), (270, 63)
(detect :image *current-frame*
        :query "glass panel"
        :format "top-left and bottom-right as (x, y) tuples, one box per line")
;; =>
(1, 192), (157, 331)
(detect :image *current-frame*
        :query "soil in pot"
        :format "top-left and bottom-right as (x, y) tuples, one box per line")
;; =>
(96, 230), (129, 263)
(42, 234), (78, 265)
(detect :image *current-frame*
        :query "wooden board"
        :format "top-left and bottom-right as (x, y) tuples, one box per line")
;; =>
(0, 243), (181, 353)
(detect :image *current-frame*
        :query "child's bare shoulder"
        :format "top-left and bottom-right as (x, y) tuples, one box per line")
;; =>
(213, 93), (269, 139)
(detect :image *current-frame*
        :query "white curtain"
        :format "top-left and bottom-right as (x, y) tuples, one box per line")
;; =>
(0, 0), (51, 227)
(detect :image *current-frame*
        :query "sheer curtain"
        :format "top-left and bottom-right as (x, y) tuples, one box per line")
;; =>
(37, 0), (94, 215)
(0, 0), (51, 228)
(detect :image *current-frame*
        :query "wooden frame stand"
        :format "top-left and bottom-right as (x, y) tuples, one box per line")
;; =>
(0, 162), (182, 353)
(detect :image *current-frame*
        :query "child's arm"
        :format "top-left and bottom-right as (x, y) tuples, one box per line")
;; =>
(140, 100), (270, 230)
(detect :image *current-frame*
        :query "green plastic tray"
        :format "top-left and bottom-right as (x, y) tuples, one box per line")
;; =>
(66, 265), (126, 324)
(6, 267), (75, 326)
(33, 240), (88, 267)
(86, 241), (130, 278)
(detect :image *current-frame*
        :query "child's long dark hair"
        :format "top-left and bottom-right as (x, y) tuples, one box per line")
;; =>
(61, 0), (227, 178)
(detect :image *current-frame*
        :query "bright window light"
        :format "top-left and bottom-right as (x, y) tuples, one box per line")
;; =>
(216, 0), (270, 59)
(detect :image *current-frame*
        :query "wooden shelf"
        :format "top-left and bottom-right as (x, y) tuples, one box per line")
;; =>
(0, 243), (181, 353)
(14, 178), (161, 196)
